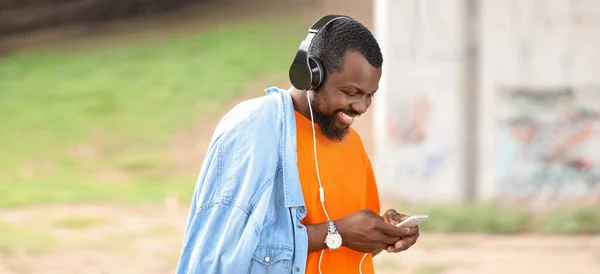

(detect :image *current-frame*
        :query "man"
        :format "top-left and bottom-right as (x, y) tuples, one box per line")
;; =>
(176, 15), (420, 274)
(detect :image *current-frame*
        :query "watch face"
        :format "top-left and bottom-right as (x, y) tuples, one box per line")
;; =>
(326, 234), (342, 249)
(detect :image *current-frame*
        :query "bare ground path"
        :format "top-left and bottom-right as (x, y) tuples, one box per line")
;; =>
(1, 203), (599, 274)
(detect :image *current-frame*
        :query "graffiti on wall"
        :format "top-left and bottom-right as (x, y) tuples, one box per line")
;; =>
(386, 96), (449, 182)
(387, 96), (432, 144)
(497, 86), (600, 199)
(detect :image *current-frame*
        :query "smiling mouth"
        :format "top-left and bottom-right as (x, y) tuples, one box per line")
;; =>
(337, 111), (356, 125)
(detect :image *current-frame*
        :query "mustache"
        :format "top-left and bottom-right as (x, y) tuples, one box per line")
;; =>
(335, 109), (360, 117)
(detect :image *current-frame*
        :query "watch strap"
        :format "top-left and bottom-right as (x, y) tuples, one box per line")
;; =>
(327, 221), (338, 234)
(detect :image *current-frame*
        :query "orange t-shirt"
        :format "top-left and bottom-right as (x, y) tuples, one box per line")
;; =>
(295, 110), (381, 274)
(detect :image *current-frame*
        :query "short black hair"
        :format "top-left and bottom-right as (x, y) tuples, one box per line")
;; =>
(309, 17), (383, 77)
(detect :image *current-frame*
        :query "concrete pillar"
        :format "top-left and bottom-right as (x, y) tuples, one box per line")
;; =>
(373, 0), (470, 203)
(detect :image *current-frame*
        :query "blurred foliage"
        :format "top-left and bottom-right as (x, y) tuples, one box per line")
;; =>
(0, 17), (306, 208)
(539, 207), (600, 234)
(1, 0), (214, 35)
(400, 202), (600, 235)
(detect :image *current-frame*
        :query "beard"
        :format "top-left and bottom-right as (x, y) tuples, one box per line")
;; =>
(309, 93), (360, 142)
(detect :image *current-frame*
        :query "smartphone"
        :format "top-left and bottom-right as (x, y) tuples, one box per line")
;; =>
(395, 214), (429, 227)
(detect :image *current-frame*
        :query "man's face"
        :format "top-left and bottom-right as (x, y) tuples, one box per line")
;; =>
(310, 50), (382, 142)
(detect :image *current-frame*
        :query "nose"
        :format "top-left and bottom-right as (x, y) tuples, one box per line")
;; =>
(351, 96), (371, 115)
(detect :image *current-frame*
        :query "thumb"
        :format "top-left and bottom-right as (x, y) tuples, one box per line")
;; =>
(382, 209), (398, 224)
(398, 214), (410, 221)
(394, 214), (411, 225)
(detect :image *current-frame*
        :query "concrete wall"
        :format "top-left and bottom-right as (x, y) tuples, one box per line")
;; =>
(373, 0), (600, 204)
(373, 0), (470, 203)
(478, 0), (600, 203)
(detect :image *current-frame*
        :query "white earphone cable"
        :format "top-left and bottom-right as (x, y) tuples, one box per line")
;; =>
(307, 92), (369, 274)
(359, 253), (368, 274)
(307, 92), (330, 221)
(307, 92), (329, 274)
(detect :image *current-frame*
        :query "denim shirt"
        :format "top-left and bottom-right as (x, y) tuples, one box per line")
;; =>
(176, 86), (309, 274)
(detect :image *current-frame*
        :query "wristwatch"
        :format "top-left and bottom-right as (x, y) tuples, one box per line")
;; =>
(324, 220), (342, 250)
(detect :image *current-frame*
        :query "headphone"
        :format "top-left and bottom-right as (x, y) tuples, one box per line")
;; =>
(289, 15), (351, 91)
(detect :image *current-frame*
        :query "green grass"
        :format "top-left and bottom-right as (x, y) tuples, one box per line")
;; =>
(413, 203), (530, 234)
(0, 177), (196, 208)
(51, 216), (111, 229)
(538, 207), (600, 234)
(0, 221), (56, 254)
(0, 17), (306, 208)
(400, 203), (600, 235)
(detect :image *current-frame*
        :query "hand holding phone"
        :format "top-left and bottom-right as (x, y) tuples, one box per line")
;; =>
(380, 210), (426, 254)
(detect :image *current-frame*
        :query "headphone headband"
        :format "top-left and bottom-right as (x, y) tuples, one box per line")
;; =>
(308, 15), (348, 34)
(289, 15), (351, 91)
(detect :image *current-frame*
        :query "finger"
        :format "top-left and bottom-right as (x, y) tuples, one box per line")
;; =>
(385, 211), (408, 225)
(382, 209), (398, 223)
(387, 217), (401, 226)
(396, 240), (405, 250)
(384, 241), (405, 253)
(379, 222), (411, 237)
(405, 226), (419, 236)
(391, 224), (419, 236)
(384, 209), (398, 216)
(385, 216), (398, 226)
(386, 241), (407, 253)
(376, 242), (390, 252)
(387, 243), (405, 253)
(405, 234), (419, 247)
(394, 213), (409, 223)
(391, 234), (419, 252)
(376, 231), (403, 246)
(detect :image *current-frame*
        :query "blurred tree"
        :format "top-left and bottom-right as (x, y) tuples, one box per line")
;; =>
(0, 0), (214, 36)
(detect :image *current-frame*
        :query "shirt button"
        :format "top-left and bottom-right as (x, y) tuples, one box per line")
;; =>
(299, 208), (305, 214)
(295, 267), (301, 272)
(264, 257), (270, 263)
(297, 225), (303, 229)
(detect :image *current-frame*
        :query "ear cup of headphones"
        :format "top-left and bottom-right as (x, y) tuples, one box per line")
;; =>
(308, 57), (325, 90)
(290, 15), (348, 91)
(289, 54), (312, 90)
